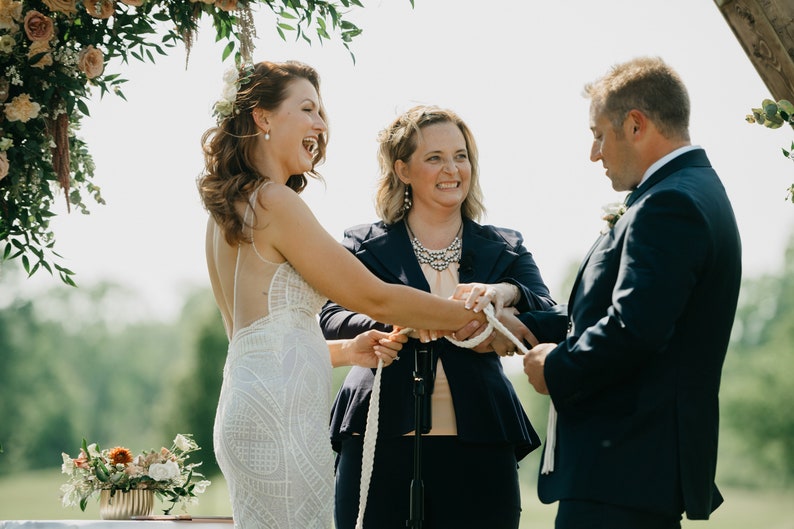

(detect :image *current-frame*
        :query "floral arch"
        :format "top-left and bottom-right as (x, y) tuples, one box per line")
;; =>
(0, 0), (366, 284)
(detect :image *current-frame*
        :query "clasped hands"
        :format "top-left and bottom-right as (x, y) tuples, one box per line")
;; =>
(397, 282), (538, 356)
(348, 282), (552, 394)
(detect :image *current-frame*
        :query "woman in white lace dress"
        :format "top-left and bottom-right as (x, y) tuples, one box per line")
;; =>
(196, 61), (486, 529)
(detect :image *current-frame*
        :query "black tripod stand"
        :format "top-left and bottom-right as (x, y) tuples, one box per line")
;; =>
(407, 344), (435, 529)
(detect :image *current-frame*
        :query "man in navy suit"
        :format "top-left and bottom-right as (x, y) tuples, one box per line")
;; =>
(520, 57), (742, 529)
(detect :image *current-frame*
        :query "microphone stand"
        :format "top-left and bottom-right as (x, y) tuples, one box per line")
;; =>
(407, 344), (434, 529)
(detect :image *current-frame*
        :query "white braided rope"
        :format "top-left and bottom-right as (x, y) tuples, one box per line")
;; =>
(354, 304), (529, 528)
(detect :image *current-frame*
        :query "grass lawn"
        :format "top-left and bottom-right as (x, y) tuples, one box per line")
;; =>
(1, 468), (792, 528)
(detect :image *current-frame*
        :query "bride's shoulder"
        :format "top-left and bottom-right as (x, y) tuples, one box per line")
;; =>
(254, 181), (303, 208)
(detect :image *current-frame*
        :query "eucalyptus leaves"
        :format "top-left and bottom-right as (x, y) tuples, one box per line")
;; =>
(746, 98), (794, 203)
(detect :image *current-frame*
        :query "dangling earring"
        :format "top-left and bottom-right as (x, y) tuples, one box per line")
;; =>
(264, 130), (270, 141)
(403, 185), (412, 213)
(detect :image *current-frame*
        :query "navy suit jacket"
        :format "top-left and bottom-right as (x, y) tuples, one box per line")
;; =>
(520, 149), (741, 519)
(320, 218), (555, 460)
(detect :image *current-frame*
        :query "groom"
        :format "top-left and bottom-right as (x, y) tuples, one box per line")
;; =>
(519, 57), (742, 529)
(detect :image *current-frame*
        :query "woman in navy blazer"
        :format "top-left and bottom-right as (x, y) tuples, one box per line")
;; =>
(320, 105), (555, 529)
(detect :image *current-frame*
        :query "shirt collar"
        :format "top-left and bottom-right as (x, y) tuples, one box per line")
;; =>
(638, 144), (700, 187)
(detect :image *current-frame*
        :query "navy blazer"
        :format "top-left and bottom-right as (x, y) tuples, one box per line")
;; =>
(520, 149), (741, 520)
(320, 218), (555, 461)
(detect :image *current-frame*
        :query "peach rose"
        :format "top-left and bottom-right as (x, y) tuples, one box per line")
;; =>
(23, 10), (54, 41)
(4, 93), (41, 122)
(119, 0), (143, 5)
(78, 45), (104, 78)
(0, 151), (8, 182)
(0, 0), (23, 31)
(42, 0), (76, 14)
(83, 0), (114, 19)
(214, 0), (236, 11)
(189, 0), (214, 4)
(28, 40), (52, 68)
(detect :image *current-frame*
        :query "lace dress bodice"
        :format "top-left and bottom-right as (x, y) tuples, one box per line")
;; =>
(214, 260), (334, 529)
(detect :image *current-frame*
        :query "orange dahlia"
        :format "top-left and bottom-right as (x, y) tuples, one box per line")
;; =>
(108, 446), (133, 465)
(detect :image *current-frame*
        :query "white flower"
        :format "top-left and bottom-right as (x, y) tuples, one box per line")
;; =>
(192, 479), (212, 494)
(61, 453), (75, 473)
(148, 460), (180, 481)
(222, 67), (238, 85)
(600, 201), (627, 234)
(173, 434), (196, 452)
(0, 34), (14, 54)
(87, 443), (101, 458)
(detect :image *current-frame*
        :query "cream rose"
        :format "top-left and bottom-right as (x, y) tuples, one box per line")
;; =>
(0, 0), (23, 31)
(28, 40), (52, 68)
(42, 0), (76, 14)
(147, 460), (180, 481)
(119, 0), (143, 5)
(0, 34), (14, 54)
(78, 45), (104, 79)
(83, 0), (114, 19)
(4, 93), (41, 122)
(23, 10), (54, 42)
(0, 151), (8, 182)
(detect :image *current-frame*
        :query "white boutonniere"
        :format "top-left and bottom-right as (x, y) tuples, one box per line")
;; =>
(600, 201), (627, 234)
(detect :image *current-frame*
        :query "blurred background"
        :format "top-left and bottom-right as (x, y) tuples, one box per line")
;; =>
(1, 1), (792, 527)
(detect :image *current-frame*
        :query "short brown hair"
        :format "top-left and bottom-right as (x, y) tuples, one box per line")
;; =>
(584, 56), (690, 141)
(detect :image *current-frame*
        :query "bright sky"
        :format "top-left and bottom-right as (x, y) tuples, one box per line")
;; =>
(7, 0), (794, 320)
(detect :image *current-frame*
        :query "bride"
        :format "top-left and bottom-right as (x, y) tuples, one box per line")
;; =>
(196, 60), (486, 528)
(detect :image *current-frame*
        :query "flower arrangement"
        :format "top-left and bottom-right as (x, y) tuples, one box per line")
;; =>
(746, 98), (794, 203)
(600, 200), (627, 233)
(60, 433), (211, 515)
(212, 62), (253, 123)
(0, 0), (371, 285)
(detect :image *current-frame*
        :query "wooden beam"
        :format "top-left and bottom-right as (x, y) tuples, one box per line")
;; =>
(715, 0), (794, 102)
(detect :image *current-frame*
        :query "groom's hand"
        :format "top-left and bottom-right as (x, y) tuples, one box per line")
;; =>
(523, 343), (555, 395)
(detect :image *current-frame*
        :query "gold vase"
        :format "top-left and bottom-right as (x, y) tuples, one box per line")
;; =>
(99, 489), (155, 520)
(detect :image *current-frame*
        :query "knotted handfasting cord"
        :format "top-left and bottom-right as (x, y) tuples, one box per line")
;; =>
(353, 304), (532, 529)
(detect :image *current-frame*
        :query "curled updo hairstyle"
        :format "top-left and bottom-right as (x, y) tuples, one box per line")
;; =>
(198, 60), (328, 245)
(375, 105), (485, 225)
(584, 56), (690, 141)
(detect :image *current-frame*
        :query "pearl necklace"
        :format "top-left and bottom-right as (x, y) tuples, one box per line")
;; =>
(405, 221), (462, 272)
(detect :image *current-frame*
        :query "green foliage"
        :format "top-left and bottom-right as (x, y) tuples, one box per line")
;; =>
(166, 288), (228, 476)
(746, 98), (794, 203)
(0, 0), (391, 285)
(720, 232), (794, 486)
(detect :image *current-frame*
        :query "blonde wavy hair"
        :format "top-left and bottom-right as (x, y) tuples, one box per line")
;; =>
(375, 105), (485, 225)
(197, 60), (328, 245)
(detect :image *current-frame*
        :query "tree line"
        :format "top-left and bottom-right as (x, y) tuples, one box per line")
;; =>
(1, 235), (792, 487)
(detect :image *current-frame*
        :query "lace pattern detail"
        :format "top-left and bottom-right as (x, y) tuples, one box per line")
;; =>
(215, 262), (332, 528)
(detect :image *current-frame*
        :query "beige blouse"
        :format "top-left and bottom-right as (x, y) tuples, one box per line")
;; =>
(407, 262), (459, 436)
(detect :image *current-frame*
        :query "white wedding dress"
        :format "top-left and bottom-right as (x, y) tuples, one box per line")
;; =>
(213, 191), (333, 528)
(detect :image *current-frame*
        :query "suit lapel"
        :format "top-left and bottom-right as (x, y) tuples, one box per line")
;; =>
(356, 222), (430, 291)
(568, 149), (711, 315)
(625, 148), (710, 208)
(353, 219), (517, 290)
(459, 220), (518, 283)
